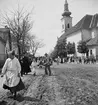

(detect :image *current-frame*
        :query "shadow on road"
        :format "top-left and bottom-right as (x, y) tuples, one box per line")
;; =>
(0, 101), (7, 105)
(15, 94), (40, 102)
(0, 94), (40, 105)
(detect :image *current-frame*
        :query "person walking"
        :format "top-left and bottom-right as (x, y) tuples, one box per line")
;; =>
(20, 56), (24, 76)
(57, 56), (60, 65)
(44, 53), (52, 76)
(30, 58), (38, 76)
(1, 50), (25, 98)
(22, 53), (31, 75)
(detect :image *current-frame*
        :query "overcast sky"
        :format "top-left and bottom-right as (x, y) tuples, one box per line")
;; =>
(0, 0), (98, 56)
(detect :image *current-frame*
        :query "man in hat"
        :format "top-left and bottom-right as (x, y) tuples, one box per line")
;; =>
(22, 52), (31, 75)
(43, 53), (52, 76)
(1, 50), (25, 98)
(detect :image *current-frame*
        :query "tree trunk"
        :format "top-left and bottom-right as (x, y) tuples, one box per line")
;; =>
(17, 44), (21, 60)
(8, 30), (12, 50)
(17, 37), (21, 60)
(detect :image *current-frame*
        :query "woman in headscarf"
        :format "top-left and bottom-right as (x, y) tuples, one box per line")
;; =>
(1, 50), (25, 98)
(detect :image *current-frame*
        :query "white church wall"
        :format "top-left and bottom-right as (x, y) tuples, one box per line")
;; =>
(89, 47), (96, 57)
(82, 29), (91, 41)
(61, 18), (65, 33)
(88, 28), (98, 58)
(92, 28), (98, 41)
(67, 31), (82, 56)
(64, 16), (72, 28)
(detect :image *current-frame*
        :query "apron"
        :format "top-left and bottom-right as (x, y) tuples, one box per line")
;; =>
(4, 70), (20, 87)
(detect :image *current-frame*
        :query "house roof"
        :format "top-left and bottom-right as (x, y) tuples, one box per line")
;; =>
(87, 37), (98, 46)
(59, 15), (93, 41)
(0, 28), (10, 43)
(0, 28), (10, 32)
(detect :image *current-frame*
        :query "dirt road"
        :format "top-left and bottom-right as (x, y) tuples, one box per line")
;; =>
(0, 63), (98, 105)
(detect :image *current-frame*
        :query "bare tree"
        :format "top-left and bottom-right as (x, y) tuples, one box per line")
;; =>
(26, 35), (45, 57)
(2, 6), (33, 59)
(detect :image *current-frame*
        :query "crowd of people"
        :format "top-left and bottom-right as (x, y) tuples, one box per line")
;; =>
(67, 55), (96, 64)
(0, 49), (97, 99)
(20, 53), (53, 76)
(0, 50), (53, 98)
(55, 54), (97, 64)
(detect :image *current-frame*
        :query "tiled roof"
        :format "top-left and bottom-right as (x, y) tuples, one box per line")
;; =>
(87, 37), (98, 46)
(59, 15), (92, 39)
(59, 15), (93, 41)
(89, 14), (98, 28)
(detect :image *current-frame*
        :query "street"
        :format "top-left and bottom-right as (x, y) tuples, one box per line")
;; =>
(0, 63), (98, 105)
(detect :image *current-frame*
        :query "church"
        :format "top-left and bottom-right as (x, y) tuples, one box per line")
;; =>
(59, 0), (98, 59)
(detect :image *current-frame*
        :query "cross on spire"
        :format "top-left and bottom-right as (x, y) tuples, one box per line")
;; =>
(65, 0), (68, 5)
(62, 0), (71, 16)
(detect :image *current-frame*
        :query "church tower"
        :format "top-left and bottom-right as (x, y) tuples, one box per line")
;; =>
(61, 0), (72, 33)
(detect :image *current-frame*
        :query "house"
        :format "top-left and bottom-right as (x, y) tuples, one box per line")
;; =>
(59, 0), (98, 59)
(0, 28), (11, 62)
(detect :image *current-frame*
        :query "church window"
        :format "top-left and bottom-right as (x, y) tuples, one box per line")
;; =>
(67, 24), (70, 28)
(92, 31), (95, 38)
(97, 21), (98, 27)
(90, 50), (92, 55)
(62, 24), (64, 29)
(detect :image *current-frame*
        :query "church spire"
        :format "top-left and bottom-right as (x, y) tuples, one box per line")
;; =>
(64, 0), (68, 11)
(62, 0), (71, 16)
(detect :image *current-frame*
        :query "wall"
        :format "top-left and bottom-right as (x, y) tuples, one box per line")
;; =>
(67, 31), (82, 56)
(89, 28), (98, 58)
(64, 16), (72, 28)
(94, 28), (98, 41)
(94, 28), (98, 59)
(0, 32), (3, 39)
(81, 29), (91, 41)
(0, 30), (10, 61)
(61, 16), (72, 33)
(0, 41), (5, 60)
(96, 46), (98, 60)
(89, 47), (96, 57)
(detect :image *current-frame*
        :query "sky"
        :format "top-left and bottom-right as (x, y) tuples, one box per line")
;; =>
(0, 0), (98, 56)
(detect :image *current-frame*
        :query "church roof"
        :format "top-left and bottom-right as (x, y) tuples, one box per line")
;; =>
(87, 37), (98, 46)
(59, 14), (93, 41)
(89, 14), (98, 28)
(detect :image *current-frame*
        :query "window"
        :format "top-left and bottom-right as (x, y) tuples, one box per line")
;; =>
(62, 24), (64, 29)
(97, 21), (98, 27)
(92, 31), (95, 38)
(67, 24), (70, 28)
(90, 50), (92, 55)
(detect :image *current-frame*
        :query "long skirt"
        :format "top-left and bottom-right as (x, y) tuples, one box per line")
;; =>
(3, 78), (25, 93)
(3, 71), (25, 93)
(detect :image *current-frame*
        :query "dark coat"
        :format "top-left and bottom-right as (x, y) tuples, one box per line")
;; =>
(22, 56), (31, 73)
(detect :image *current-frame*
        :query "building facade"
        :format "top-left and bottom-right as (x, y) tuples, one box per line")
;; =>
(0, 28), (11, 61)
(59, 0), (98, 59)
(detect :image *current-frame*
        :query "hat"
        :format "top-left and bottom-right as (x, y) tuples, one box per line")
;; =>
(8, 50), (15, 56)
(44, 53), (48, 56)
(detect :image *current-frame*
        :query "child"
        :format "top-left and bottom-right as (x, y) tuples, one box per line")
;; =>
(30, 58), (37, 76)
